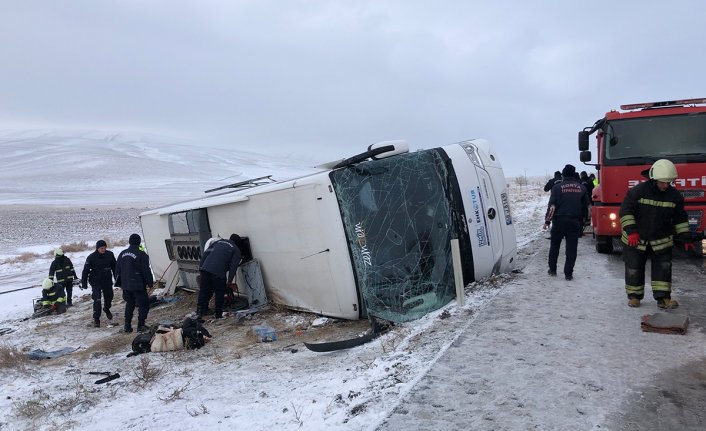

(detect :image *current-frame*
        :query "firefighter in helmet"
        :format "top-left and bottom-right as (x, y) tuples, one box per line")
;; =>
(40, 277), (67, 314)
(49, 248), (77, 306)
(619, 159), (690, 309)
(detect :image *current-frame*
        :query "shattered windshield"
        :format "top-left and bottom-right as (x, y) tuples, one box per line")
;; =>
(330, 150), (460, 323)
(604, 113), (706, 165)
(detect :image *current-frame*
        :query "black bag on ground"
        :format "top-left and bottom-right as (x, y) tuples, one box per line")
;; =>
(181, 317), (211, 350)
(130, 332), (154, 356)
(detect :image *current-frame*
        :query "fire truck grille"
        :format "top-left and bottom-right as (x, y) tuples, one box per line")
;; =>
(680, 189), (705, 199)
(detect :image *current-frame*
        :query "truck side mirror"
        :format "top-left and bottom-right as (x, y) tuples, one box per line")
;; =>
(578, 131), (590, 151)
(580, 150), (592, 163)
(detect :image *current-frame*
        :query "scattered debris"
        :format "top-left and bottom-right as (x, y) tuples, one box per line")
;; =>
(252, 324), (277, 342)
(305, 318), (391, 352)
(641, 313), (689, 335)
(27, 347), (80, 360)
(89, 371), (121, 384)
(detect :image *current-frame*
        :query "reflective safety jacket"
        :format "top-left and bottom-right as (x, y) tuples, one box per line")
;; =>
(49, 255), (77, 285)
(619, 180), (690, 252)
(41, 281), (66, 306)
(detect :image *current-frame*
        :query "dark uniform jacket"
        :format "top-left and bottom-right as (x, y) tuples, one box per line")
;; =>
(543, 176), (562, 192)
(545, 178), (589, 223)
(199, 239), (242, 284)
(49, 255), (77, 285)
(619, 180), (690, 252)
(81, 250), (116, 289)
(581, 178), (594, 201)
(115, 245), (154, 291)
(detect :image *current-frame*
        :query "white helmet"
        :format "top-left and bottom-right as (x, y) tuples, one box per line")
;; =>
(42, 278), (54, 289)
(54, 248), (64, 256)
(649, 159), (678, 182)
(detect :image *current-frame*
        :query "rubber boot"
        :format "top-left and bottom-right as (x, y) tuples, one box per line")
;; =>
(137, 321), (148, 333)
(657, 298), (679, 309)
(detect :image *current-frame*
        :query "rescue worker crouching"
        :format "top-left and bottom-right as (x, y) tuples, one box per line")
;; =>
(40, 277), (67, 314)
(116, 234), (154, 333)
(619, 159), (690, 309)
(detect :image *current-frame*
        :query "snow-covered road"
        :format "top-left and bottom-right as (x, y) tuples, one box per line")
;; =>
(375, 235), (706, 430)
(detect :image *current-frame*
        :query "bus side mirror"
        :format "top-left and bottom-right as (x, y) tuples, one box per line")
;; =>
(580, 150), (592, 163)
(578, 131), (590, 151)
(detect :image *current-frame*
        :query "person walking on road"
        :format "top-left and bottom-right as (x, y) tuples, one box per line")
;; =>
(49, 248), (77, 306)
(619, 159), (690, 309)
(543, 164), (589, 281)
(81, 239), (116, 327)
(116, 234), (154, 333)
(196, 234), (242, 319)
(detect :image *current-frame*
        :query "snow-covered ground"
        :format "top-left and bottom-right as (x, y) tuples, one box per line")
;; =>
(1, 133), (705, 431)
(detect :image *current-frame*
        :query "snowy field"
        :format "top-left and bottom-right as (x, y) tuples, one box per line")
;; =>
(3, 168), (544, 431)
(2, 132), (705, 431)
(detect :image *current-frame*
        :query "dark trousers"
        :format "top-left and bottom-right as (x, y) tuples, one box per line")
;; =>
(548, 217), (582, 277)
(64, 282), (73, 305)
(123, 289), (149, 328)
(198, 270), (226, 317)
(91, 284), (114, 320)
(623, 245), (672, 300)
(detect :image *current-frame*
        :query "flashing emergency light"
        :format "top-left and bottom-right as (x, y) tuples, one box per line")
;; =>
(620, 98), (706, 111)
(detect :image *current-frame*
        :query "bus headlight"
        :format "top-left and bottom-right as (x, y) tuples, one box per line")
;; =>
(460, 143), (485, 168)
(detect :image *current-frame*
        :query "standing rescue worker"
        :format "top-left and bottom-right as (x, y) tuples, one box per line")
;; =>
(116, 234), (154, 333)
(620, 159), (690, 309)
(196, 234), (242, 319)
(49, 248), (77, 306)
(543, 164), (589, 281)
(81, 239), (116, 327)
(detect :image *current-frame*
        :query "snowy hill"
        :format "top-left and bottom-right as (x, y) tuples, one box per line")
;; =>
(0, 129), (321, 206)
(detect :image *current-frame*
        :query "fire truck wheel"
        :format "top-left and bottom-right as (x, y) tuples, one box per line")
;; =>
(595, 236), (614, 254)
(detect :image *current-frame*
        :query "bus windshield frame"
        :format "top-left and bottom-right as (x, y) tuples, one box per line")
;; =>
(329, 149), (470, 323)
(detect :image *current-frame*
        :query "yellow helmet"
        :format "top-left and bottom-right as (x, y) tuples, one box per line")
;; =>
(42, 278), (54, 289)
(54, 248), (64, 256)
(649, 159), (678, 182)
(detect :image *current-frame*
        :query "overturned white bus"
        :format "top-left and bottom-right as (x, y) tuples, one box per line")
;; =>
(139, 139), (517, 323)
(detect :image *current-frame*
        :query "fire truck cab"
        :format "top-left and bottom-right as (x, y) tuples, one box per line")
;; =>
(578, 98), (706, 253)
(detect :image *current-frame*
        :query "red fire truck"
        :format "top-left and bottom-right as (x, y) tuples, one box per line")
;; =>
(578, 98), (706, 254)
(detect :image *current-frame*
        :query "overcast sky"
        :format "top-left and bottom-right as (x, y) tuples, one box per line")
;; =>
(1, 1), (705, 176)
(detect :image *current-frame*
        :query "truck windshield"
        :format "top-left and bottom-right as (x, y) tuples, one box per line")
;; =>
(604, 112), (706, 165)
(329, 150), (463, 323)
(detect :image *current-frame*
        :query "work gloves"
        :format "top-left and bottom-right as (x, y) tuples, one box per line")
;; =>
(627, 233), (640, 247)
(679, 232), (702, 254)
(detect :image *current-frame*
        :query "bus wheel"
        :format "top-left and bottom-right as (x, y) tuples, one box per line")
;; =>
(595, 236), (614, 254)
